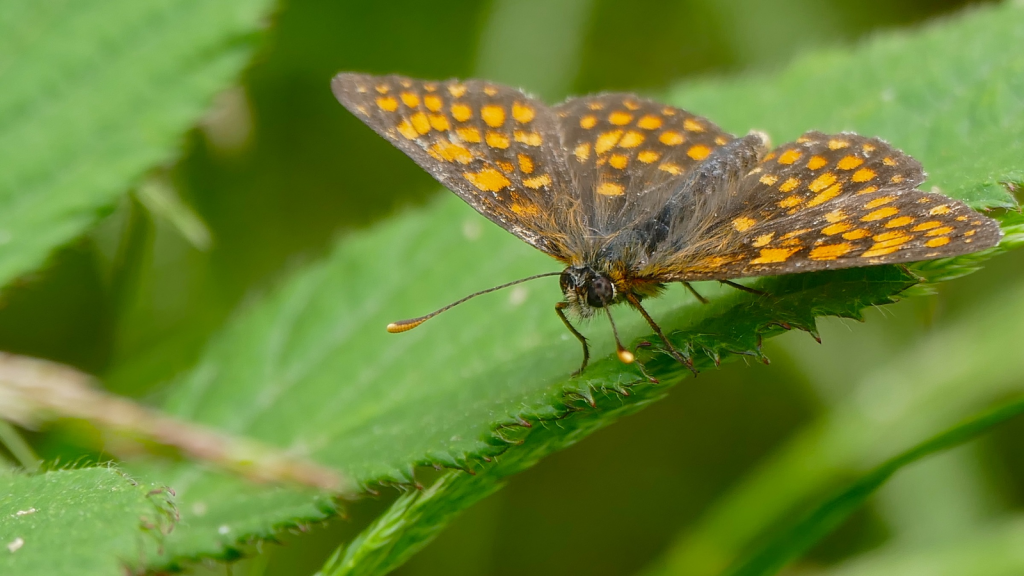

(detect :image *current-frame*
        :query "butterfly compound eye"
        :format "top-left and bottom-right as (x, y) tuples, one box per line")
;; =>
(587, 276), (614, 308)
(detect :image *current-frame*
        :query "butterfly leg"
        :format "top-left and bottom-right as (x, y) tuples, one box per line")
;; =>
(681, 282), (709, 304)
(555, 301), (589, 376)
(720, 279), (769, 297)
(625, 293), (696, 375)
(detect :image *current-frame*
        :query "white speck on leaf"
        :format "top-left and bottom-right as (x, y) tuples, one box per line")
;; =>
(14, 508), (37, 517)
(509, 286), (528, 306)
(218, 525), (230, 535)
(7, 538), (24, 553)
(462, 219), (482, 240)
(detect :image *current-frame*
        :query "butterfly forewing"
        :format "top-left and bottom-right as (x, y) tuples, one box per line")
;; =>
(655, 131), (1002, 280)
(553, 94), (735, 235)
(332, 73), (574, 259)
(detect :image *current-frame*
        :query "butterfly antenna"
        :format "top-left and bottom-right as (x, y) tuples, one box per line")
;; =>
(606, 309), (635, 364)
(386, 271), (562, 333)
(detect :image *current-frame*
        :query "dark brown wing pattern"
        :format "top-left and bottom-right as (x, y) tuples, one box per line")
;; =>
(650, 131), (1002, 280)
(553, 94), (735, 236)
(332, 73), (575, 259)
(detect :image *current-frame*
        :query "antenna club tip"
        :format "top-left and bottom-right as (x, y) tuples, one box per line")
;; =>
(617, 348), (635, 364)
(386, 318), (426, 333)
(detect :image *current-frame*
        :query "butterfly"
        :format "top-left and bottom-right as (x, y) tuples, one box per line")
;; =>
(332, 73), (1002, 375)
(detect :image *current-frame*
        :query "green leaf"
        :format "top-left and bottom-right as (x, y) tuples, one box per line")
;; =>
(124, 2), (1024, 571)
(722, 399), (1024, 576)
(822, 516), (1024, 576)
(669, 4), (1024, 209)
(0, 0), (273, 290)
(647, 263), (1024, 576)
(0, 467), (175, 576)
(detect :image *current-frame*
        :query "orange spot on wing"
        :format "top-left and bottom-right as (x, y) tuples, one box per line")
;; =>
(514, 130), (543, 146)
(806, 156), (827, 170)
(424, 94), (443, 111)
(623, 99), (641, 110)
(843, 229), (871, 240)
(929, 205), (951, 215)
(376, 96), (398, 111)
(448, 84), (466, 98)
(375, 84), (389, 94)
(518, 153), (534, 174)
(659, 131), (684, 146)
(523, 174), (552, 189)
(808, 172), (837, 193)
(810, 243), (854, 260)
(481, 105), (506, 127)
(864, 195), (895, 209)
(777, 149), (802, 164)
(824, 209), (846, 223)
(396, 120), (418, 140)
(806, 183), (842, 207)
(455, 126), (481, 142)
(512, 103), (535, 123)
(760, 174), (779, 186)
(410, 112), (431, 134)
(575, 142), (591, 162)
(510, 202), (539, 216)
(486, 131), (510, 149)
(883, 157), (897, 166)
(732, 216), (756, 231)
(619, 131), (645, 148)
(464, 168), (511, 192)
(687, 144), (711, 160)
(778, 177), (801, 193)
(596, 130), (624, 154)
(822, 222), (853, 235)
(862, 207), (899, 221)
(659, 162), (683, 175)
(752, 233), (774, 247)
(885, 216), (915, 228)
(778, 195), (802, 208)
(751, 247), (800, 264)
(637, 150), (660, 163)
(429, 141), (473, 164)
(637, 115), (662, 130)
(683, 118), (704, 132)
(400, 92), (419, 107)
(836, 155), (864, 170)
(609, 111), (633, 125)
(580, 115), (598, 129)
(597, 182), (625, 196)
(609, 154), (629, 169)
(483, 85), (498, 96)
(925, 226), (954, 237)
(428, 114), (449, 131)
(451, 103), (472, 122)
(828, 139), (849, 150)
(926, 237), (951, 247)
(912, 221), (942, 231)
(856, 185), (879, 195)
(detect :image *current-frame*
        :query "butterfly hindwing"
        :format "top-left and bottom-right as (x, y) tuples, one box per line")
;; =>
(332, 73), (575, 259)
(655, 131), (1002, 280)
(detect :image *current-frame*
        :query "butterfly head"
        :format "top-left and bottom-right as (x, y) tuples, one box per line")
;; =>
(560, 266), (617, 317)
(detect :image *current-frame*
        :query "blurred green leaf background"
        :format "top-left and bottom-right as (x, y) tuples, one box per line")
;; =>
(3, 0), (1024, 575)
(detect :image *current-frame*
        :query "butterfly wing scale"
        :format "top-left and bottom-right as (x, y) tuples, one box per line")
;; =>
(646, 131), (1002, 280)
(333, 73), (576, 259)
